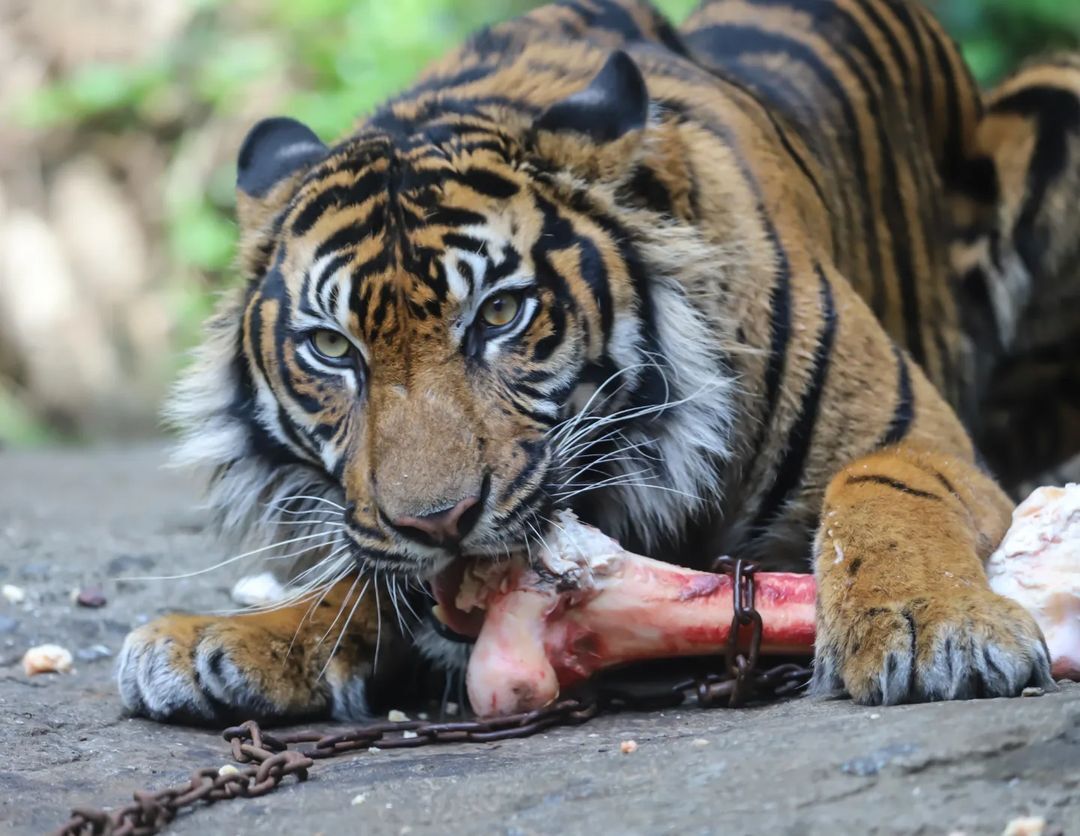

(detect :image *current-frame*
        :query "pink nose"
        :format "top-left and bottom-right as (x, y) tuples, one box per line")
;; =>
(393, 495), (481, 547)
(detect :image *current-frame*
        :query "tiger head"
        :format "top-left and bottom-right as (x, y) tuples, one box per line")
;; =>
(171, 49), (735, 592)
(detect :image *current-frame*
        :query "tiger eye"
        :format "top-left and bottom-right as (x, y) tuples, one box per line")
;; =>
(311, 329), (351, 360)
(480, 292), (520, 328)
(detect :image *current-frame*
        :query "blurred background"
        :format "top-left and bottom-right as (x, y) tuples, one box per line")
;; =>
(0, 0), (1077, 446)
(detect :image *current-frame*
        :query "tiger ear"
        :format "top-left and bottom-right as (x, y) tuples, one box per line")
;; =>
(235, 117), (327, 277)
(532, 50), (649, 178)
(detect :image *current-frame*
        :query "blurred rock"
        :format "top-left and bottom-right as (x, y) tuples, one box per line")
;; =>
(51, 156), (148, 307)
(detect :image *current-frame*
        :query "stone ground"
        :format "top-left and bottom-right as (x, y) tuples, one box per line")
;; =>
(1, 445), (1078, 836)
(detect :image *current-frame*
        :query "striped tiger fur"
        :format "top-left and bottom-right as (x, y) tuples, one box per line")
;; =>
(118, 0), (1062, 723)
(953, 54), (1080, 494)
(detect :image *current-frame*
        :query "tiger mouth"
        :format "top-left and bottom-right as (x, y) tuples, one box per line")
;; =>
(428, 555), (485, 641)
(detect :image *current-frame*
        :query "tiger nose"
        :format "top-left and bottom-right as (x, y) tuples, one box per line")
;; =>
(392, 496), (482, 548)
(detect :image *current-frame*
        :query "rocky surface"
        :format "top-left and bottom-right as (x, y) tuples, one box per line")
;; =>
(1, 445), (1077, 835)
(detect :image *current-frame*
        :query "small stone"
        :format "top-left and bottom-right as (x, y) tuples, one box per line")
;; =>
(388, 709), (409, 722)
(22, 644), (74, 676)
(2, 584), (26, 605)
(75, 586), (107, 608)
(620, 740), (638, 754)
(402, 730), (418, 739)
(350, 793), (366, 806)
(691, 738), (709, 747)
(1002, 816), (1046, 836)
(1021, 687), (1045, 698)
(217, 764), (240, 778)
(368, 746), (381, 754)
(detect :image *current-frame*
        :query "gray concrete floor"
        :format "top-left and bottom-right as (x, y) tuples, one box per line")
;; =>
(1, 445), (1077, 835)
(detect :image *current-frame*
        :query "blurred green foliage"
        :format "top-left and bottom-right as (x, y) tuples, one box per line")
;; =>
(935, 0), (1080, 84)
(13, 0), (1077, 289)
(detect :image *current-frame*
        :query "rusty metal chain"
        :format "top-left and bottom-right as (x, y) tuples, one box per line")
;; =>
(53, 557), (810, 836)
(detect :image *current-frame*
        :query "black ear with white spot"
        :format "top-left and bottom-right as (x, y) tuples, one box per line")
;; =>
(535, 50), (648, 143)
(236, 117), (327, 197)
(235, 118), (327, 277)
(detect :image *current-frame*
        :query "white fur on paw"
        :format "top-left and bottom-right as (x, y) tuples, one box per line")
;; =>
(327, 672), (371, 721)
(116, 626), (215, 722)
(812, 597), (1056, 706)
(914, 616), (1055, 701)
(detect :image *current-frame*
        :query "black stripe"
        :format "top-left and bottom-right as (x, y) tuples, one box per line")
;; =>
(498, 438), (547, 505)
(751, 265), (838, 533)
(924, 16), (965, 188)
(931, 469), (958, 497)
(881, 343), (914, 446)
(762, 226), (792, 419)
(846, 474), (942, 502)
(990, 87), (1080, 281)
(687, 23), (890, 322)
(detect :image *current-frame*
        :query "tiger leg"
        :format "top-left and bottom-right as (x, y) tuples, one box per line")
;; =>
(117, 575), (390, 724)
(811, 444), (1056, 704)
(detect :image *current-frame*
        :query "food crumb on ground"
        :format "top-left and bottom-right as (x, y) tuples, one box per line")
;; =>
(217, 764), (240, 778)
(230, 573), (286, 608)
(403, 731), (418, 739)
(1021, 687), (1045, 698)
(388, 709), (409, 722)
(22, 644), (74, 676)
(691, 738), (709, 747)
(620, 740), (638, 754)
(2, 584), (26, 605)
(350, 793), (366, 806)
(367, 746), (381, 754)
(1002, 816), (1046, 836)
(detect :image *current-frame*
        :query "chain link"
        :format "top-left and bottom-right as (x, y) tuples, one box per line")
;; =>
(53, 557), (810, 836)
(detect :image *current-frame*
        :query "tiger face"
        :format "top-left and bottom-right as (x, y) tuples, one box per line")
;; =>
(184, 52), (694, 582)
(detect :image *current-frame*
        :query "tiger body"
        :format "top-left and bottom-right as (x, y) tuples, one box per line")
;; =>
(118, 0), (1064, 723)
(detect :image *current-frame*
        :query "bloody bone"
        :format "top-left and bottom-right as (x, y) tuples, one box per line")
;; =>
(458, 513), (817, 718)
(457, 489), (1080, 717)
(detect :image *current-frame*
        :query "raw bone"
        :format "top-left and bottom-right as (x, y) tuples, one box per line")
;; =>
(464, 512), (815, 718)
(465, 482), (1080, 717)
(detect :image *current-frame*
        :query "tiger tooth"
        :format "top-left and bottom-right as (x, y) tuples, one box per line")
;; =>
(432, 604), (448, 625)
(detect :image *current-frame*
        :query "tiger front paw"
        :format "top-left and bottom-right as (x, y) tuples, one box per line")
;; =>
(116, 614), (372, 725)
(811, 589), (1056, 705)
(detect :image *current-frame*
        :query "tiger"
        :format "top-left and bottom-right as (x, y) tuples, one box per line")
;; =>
(117, 0), (1067, 725)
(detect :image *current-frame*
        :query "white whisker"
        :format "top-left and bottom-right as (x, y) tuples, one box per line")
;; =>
(317, 576), (369, 681)
(123, 530), (342, 581)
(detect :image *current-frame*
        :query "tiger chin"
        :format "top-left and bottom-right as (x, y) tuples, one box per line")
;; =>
(117, 0), (1065, 726)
